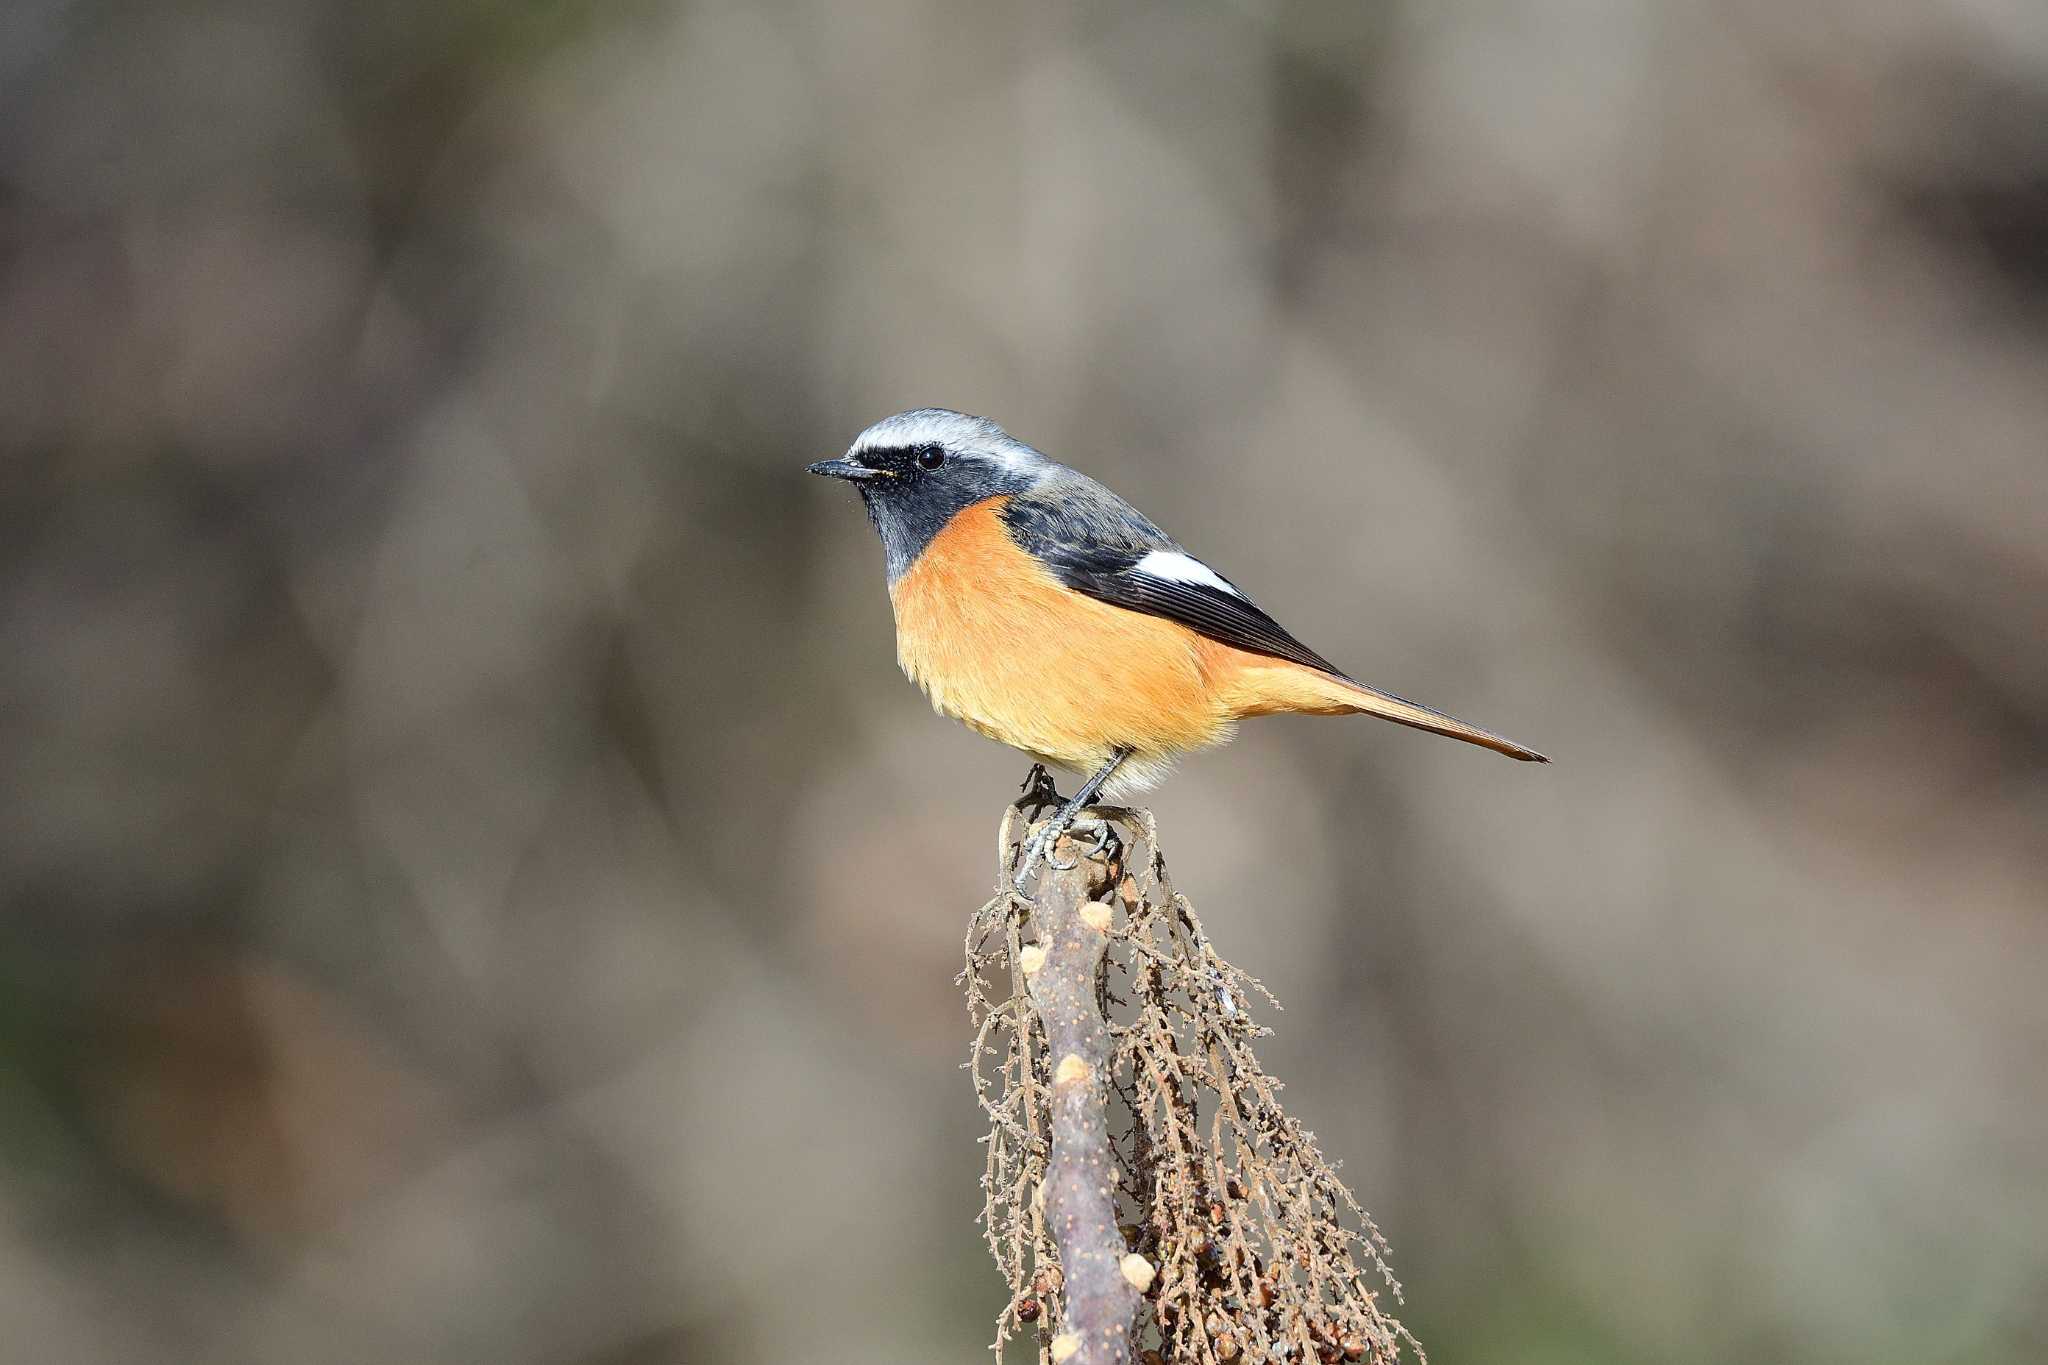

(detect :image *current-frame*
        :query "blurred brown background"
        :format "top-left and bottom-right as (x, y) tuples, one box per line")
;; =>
(3, 3), (2045, 1362)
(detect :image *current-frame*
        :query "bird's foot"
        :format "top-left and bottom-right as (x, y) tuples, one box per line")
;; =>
(1011, 747), (1131, 898)
(1014, 810), (1115, 894)
(1016, 762), (1065, 817)
(1044, 816), (1113, 871)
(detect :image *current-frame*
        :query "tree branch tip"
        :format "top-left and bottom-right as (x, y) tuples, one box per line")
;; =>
(972, 803), (1417, 1364)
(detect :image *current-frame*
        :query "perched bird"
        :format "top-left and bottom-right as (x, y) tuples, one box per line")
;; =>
(810, 408), (1545, 888)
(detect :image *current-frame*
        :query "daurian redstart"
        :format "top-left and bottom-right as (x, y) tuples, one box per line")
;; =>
(811, 408), (1546, 888)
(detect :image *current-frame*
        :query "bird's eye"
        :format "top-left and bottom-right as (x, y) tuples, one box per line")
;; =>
(916, 445), (946, 470)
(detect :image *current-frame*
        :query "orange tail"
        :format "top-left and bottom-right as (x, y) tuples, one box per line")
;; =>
(1207, 646), (1549, 762)
(1327, 677), (1547, 762)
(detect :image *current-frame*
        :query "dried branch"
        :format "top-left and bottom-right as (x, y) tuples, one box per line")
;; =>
(963, 803), (1422, 1365)
(1024, 825), (1142, 1364)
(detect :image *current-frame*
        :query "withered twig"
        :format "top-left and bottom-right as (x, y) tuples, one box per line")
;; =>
(1024, 824), (1141, 1365)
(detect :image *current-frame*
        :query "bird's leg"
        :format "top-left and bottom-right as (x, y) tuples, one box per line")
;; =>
(1014, 747), (1131, 895)
(1017, 762), (1065, 817)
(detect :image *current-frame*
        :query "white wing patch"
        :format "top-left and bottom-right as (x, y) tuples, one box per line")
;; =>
(1133, 549), (1243, 598)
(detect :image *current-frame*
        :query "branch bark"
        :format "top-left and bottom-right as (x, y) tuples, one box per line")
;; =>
(1024, 829), (1141, 1365)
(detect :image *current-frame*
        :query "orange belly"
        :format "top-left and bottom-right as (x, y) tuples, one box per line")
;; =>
(888, 498), (1367, 792)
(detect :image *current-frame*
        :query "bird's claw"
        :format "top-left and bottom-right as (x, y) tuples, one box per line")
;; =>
(1013, 821), (1054, 896)
(1016, 763), (1064, 817)
(1045, 817), (1111, 870)
(1014, 813), (1113, 894)
(1009, 748), (1131, 898)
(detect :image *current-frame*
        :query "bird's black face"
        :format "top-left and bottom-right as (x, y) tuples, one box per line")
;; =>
(810, 410), (1047, 581)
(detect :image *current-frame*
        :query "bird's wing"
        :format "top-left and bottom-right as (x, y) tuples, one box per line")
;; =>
(998, 478), (1347, 676)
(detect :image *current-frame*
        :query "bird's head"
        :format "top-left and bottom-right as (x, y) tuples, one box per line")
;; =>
(809, 408), (1050, 580)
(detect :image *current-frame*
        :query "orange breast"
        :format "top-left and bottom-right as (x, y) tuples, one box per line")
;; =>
(888, 498), (1240, 781)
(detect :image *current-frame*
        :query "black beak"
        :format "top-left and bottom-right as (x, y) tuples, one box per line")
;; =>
(807, 458), (890, 483)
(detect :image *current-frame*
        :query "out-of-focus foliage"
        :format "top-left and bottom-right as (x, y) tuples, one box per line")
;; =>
(2, 3), (2044, 1363)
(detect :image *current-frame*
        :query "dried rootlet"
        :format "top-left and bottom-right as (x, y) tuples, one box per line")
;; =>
(962, 805), (1422, 1365)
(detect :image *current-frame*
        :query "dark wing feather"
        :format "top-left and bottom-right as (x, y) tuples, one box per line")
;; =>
(1058, 563), (1345, 675)
(999, 477), (1347, 677)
